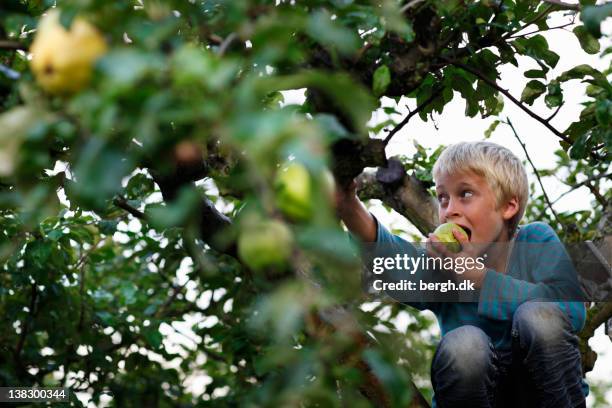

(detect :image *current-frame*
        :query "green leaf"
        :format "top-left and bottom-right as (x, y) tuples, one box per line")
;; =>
(520, 80), (546, 105)
(513, 35), (560, 68)
(372, 65), (391, 96)
(524, 69), (547, 79)
(98, 48), (165, 92)
(70, 139), (134, 212)
(595, 99), (611, 126)
(143, 327), (163, 349)
(120, 282), (138, 305)
(484, 120), (500, 138)
(569, 132), (589, 159)
(146, 187), (201, 230)
(556, 64), (599, 82)
(126, 173), (155, 200)
(544, 82), (563, 108)
(573, 26), (600, 54)
(581, 3), (612, 38)
(47, 230), (63, 241)
(306, 10), (359, 55)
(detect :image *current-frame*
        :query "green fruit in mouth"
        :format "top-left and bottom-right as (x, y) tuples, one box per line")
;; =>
(238, 219), (293, 272)
(433, 222), (469, 253)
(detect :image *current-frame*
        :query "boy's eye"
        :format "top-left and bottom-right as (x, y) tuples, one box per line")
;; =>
(437, 194), (449, 204)
(461, 190), (473, 198)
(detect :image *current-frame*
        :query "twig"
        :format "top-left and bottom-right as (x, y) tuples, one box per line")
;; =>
(383, 88), (442, 146)
(581, 303), (612, 341)
(586, 182), (607, 207)
(549, 172), (612, 207)
(400, 0), (427, 13)
(445, 58), (574, 146)
(113, 196), (146, 219)
(508, 20), (576, 39)
(506, 118), (563, 227)
(0, 40), (25, 50)
(542, 0), (580, 11)
(218, 32), (237, 56)
(502, 4), (555, 40)
(545, 103), (563, 122)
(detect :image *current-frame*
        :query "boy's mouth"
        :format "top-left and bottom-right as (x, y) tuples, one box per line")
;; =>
(458, 225), (472, 240)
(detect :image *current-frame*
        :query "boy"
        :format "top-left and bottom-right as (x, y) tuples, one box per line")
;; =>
(336, 141), (586, 408)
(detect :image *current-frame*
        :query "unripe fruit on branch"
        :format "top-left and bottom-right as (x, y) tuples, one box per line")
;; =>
(30, 10), (107, 94)
(432, 223), (469, 253)
(274, 162), (313, 222)
(237, 219), (293, 272)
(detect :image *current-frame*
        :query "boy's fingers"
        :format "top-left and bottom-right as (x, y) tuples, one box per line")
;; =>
(428, 234), (452, 258)
(453, 229), (469, 244)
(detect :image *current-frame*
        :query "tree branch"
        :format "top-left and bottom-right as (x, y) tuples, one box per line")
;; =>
(542, 0), (580, 11)
(0, 40), (25, 50)
(113, 196), (146, 219)
(357, 161), (439, 235)
(547, 172), (612, 210)
(545, 103), (564, 122)
(506, 118), (563, 227)
(383, 88), (443, 146)
(445, 59), (574, 145)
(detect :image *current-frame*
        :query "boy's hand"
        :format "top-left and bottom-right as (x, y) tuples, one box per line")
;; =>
(426, 230), (487, 288)
(334, 179), (358, 213)
(333, 178), (377, 242)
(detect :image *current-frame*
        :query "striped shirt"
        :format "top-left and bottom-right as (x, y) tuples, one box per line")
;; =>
(374, 217), (586, 350)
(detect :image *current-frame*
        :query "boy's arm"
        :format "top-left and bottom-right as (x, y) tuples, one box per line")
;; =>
(335, 180), (376, 243)
(335, 179), (441, 312)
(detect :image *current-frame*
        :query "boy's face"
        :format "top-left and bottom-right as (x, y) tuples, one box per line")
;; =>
(435, 170), (519, 244)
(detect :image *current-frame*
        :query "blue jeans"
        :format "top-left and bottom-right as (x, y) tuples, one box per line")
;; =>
(431, 302), (586, 408)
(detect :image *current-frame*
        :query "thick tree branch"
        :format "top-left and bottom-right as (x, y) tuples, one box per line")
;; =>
(357, 160), (439, 235)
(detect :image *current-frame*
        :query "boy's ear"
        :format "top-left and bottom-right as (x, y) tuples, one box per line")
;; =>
(501, 196), (520, 221)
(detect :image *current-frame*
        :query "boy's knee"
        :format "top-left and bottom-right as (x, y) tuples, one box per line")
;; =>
(434, 325), (493, 379)
(512, 302), (568, 346)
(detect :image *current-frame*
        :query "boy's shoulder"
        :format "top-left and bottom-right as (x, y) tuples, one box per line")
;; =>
(515, 221), (559, 243)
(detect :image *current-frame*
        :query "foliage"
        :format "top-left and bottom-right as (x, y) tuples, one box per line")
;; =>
(0, 0), (610, 406)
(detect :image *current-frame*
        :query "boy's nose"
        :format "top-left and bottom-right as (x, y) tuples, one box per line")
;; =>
(443, 198), (462, 220)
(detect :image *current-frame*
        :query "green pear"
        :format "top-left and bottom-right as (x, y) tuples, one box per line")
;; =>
(433, 222), (469, 253)
(238, 219), (293, 272)
(274, 162), (313, 221)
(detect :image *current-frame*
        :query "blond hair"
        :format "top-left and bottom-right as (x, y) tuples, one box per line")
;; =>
(432, 141), (529, 238)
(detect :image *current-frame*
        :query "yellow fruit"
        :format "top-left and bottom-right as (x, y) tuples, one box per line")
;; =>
(433, 223), (469, 253)
(275, 162), (313, 221)
(238, 220), (293, 272)
(30, 10), (107, 94)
